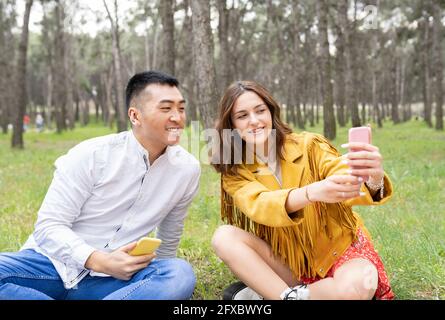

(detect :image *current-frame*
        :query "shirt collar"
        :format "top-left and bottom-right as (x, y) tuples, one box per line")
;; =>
(129, 130), (171, 165)
(129, 130), (149, 160)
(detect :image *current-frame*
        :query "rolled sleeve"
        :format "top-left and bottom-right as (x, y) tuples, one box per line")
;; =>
(70, 242), (97, 268)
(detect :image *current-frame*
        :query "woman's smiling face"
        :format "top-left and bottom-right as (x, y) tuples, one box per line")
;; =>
(231, 91), (273, 146)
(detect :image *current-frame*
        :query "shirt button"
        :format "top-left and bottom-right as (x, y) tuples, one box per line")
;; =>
(333, 251), (338, 256)
(319, 268), (324, 273)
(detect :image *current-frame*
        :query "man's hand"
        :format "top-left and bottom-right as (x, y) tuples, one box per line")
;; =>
(307, 174), (364, 203)
(85, 242), (156, 280)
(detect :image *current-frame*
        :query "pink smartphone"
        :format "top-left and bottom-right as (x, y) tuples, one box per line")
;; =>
(348, 126), (372, 181)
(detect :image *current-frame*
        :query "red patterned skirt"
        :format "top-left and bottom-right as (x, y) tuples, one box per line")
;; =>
(300, 228), (395, 300)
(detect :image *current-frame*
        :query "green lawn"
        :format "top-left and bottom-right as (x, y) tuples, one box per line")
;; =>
(0, 120), (444, 299)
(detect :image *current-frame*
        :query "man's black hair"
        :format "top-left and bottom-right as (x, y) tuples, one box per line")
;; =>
(125, 70), (179, 110)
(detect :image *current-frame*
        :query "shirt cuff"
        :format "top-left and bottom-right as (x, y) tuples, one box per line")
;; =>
(70, 243), (97, 269)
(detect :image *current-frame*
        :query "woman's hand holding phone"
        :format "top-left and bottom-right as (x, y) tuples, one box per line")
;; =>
(306, 175), (364, 203)
(341, 126), (384, 184)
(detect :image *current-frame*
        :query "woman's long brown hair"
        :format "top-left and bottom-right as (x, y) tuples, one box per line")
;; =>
(211, 81), (293, 175)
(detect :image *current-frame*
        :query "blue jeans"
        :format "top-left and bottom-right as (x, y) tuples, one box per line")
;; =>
(0, 249), (196, 300)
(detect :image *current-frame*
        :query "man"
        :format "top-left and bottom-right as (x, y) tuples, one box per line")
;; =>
(0, 71), (201, 300)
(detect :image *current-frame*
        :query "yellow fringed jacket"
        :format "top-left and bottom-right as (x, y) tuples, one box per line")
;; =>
(221, 132), (393, 280)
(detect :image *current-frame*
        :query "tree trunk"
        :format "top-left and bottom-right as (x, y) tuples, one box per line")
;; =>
(402, 76), (412, 122)
(11, 0), (33, 148)
(317, 0), (336, 140)
(160, 0), (175, 75)
(340, 0), (361, 127)
(302, 28), (314, 127)
(286, 81), (296, 127)
(377, 103), (383, 128)
(41, 3), (53, 130)
(152, 21), (160, 69)
(422, 21), (433, 127)
(103, 0), (127, 132)
(46, 72), (53, 130)
(180, 0), (198, 125)
(433, 2), (444, 130)
(53, 1), (67, 133)
(399, 56), (408, 122)
(369, 1), (382, 128)
(256, 0), (273, 86)
(75, 98), (80, 123)
(361, 103), (366, 125)
(217, 0), (231, 92)
(316, 69), (321, 125)
(103, 67), (115, 128)
(390, 52), (400, 124)
(81, 92), (90, 127)
(185, 77), (198, 125)
(0, 1), (12, 134)
(334, 8), (346, 128)
(64, 38), (75, 130)
(144, 25), (150, 70)
(372, 68), (383, 127)
(191, 0), (219, 130)
(291, 0), (304, 130)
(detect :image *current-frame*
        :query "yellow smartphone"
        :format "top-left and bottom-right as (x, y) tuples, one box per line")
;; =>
(129, 237), (162, 256)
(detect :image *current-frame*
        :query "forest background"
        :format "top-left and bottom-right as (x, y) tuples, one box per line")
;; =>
(0, 0), (444, 299)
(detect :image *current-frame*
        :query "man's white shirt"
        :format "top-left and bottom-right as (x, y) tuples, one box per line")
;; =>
(21, 130), (201, 289)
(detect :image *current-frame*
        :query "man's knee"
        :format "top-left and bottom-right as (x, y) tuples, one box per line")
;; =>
(173, 258), (195, 282)
(163, 258), (196, 299)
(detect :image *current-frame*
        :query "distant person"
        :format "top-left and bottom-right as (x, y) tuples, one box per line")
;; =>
(23, 114), (30, 132)
(210, 81), (394, 300)
(0, 71), (201, 300)
(35, 113), (44, 132)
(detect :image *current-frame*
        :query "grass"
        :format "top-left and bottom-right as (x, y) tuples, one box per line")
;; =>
(0, 119), (444, 300)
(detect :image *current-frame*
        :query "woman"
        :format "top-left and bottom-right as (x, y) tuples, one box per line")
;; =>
(210, 81), (394, 300)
